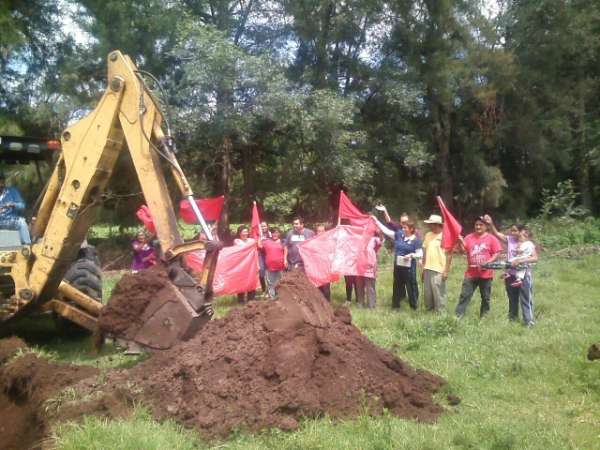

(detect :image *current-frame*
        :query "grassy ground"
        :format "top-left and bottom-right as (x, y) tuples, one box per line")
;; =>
(16, 253), (600, 449)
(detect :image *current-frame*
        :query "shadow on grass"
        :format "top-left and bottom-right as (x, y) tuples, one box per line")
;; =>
(1, 315), (146, 369)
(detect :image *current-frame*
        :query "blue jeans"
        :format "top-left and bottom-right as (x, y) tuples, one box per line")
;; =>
(0, 216), (31, 244)
(266, 270), (282, 298)
(505, 273), (534, 325)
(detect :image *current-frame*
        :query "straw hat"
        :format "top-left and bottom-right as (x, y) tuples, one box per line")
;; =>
(423, 214), (443, 224)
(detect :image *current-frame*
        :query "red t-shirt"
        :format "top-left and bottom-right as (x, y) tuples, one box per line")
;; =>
(262, 239), (285, 271)
(463, 232), (502, 279)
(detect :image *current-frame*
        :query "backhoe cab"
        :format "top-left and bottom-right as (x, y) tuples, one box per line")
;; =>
(0, 51), (222, 350)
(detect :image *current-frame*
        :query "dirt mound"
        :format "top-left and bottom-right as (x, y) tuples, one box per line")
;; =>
(99, 265), (172, 339)
(0, 347), (98, 450)
(120, 270), (445, 438)
(0, 336), (27, 364)
(0, 270), (447, 443)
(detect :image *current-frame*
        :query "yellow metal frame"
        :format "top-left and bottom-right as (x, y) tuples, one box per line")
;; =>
(1, 51), (218, 330)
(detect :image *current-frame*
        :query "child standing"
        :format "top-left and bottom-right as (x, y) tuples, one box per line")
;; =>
(355, 230), (383, 308)
(508, 228), (535, 288)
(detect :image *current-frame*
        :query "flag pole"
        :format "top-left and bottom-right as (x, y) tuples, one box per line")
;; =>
(254, 200), (263, 240)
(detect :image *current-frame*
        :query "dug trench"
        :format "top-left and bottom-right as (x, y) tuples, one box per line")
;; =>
(0, 269), (449, 446)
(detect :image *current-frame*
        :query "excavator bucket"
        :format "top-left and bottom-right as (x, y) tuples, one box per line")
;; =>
(99, 242), (221, 351)
(132, 257), (217, 349)
(131, 281), (209, 350)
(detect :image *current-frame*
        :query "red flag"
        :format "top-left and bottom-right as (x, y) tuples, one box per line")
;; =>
(250, 201), (261, 240)
(436, 196), (462, 250)
(185, 241), (259, 296)
(135, 205), (156, 234)
(338, 191), (378, 231)
(179, 196), (224, 224)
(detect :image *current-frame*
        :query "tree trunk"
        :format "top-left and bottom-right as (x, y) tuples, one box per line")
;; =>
(219, 135), (233, 242)
(241, 143), (257, 213)
(573, 94), (593, 212)
(428, 88), (453, 207)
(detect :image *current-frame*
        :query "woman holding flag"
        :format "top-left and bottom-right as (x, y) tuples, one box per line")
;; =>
(422, 214), (452, 312)
(372, 214), (422, 310)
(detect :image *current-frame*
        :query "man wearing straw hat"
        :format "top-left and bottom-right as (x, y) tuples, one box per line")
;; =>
(422, 214), (452, 312)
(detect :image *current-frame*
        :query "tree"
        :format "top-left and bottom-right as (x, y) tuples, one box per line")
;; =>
(500, 0), (600, 214)
(0, 0), (75, 135)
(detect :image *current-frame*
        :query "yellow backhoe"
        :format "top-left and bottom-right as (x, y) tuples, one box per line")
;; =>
(0, 51), (221, 349)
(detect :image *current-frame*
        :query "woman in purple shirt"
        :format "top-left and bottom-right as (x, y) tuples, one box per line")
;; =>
(131, 230), (156, 271)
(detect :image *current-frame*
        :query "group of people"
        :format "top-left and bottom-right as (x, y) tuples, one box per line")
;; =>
(369, 206), (538, 326)
(0, 169), (537, 325)
(130, 205), (538, 326)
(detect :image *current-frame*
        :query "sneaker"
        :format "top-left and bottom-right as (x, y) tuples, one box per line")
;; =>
(510, 279), (523, 288)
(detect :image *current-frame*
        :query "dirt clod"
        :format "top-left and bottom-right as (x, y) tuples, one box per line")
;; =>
(447, 394), (461, 405)
(587, 343), (600, 361)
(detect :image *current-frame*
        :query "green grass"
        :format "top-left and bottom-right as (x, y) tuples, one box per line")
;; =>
(16, 254), (600, 449)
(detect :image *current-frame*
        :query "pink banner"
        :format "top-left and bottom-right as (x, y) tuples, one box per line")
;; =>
(298, 225), (378, 286)
(185, 241), (259, 296)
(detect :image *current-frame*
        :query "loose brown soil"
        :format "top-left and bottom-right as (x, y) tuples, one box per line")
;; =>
(0, 342), (98, 450)
(98, 264), (173, 339)
(112, 270), (446, 437)
(0, 336), (27, 364)
(0, 270), (447, 444)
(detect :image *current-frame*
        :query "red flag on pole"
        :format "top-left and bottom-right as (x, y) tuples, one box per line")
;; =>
(135, 205), (156, 234)
(250, 201), (261, 240)
(338, 191), (377, 230)
(179, 196), (224, 224)
(436, 196), (462, 250)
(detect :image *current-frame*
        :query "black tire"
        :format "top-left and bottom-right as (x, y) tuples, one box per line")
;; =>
(54, 245), (103, 335)
(64, 249), (103, 301)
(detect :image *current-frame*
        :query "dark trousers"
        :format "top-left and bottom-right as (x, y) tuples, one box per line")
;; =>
(237, 290), (256, 303)
(344, 275), (357, 302)
(455, 277), (492, 318)
(505, 273), (534, 324)
(259, 276), (266, 293)
(319, 283), (331, 301)
(392, 265), (418, 309)
(258, 253), (266, 293)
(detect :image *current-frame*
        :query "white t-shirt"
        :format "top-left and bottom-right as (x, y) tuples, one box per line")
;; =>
(510, 240), (535, 275)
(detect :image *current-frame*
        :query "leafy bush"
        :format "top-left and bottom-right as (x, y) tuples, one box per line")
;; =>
(539, 179), (589, 219)
(529, 217), (600, 250)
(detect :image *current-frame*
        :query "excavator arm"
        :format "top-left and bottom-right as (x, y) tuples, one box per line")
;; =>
(2, 51), (221, 348)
